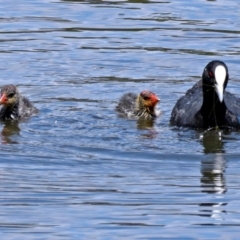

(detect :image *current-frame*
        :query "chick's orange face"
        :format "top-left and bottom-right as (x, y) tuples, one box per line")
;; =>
(140, 91), (160, 107)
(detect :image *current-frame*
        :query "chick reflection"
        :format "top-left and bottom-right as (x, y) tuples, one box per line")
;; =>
(137, 118), (154, 129)
(0, 121), (20, 144)
(200, 132), (226, 194)
(137, 119), (158, 139)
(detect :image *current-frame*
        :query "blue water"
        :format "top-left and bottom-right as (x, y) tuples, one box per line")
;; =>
(0, 0), (240, 239)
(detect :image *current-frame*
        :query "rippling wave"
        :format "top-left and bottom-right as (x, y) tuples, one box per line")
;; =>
(0, 0), (240, 239)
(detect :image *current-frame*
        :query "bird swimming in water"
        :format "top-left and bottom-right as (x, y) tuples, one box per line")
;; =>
(116, 90), (160, 120)
(170, 60), (240, 129)
(0, 84), (38, 121)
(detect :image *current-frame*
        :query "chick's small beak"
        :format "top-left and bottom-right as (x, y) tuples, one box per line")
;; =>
(152, 96), (160, 105)
(0, 93), (7, 105)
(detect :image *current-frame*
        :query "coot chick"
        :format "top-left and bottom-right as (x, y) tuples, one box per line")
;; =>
(116, 90), (160, 120)
(170, 60), (240, 129)
(0, 84), (38, 121)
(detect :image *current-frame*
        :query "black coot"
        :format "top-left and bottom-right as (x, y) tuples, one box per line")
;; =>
(0, 84), (38, 121)
(116, 90), (160, 120)
(170, 60), (240, 129)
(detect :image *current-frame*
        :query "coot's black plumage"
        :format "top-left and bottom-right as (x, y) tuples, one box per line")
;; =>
(170, 60), (240, 129)
(116, 90), (160, 120)
(0, 84), (38, 121)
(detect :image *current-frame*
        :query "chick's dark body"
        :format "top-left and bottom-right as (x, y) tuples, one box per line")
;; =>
(116, 91), (160, 120)
(0, 85), (38, 121)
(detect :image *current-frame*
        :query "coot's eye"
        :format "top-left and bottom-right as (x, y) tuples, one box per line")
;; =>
(209, 71), (213, 77)
(8, 93), (14, 98)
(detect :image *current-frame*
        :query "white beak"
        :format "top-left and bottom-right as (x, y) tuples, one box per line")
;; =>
(215, 83), (224, 103)
(214, 65), (226, 103)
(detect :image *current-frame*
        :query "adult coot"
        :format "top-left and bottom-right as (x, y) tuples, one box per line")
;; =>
(170, 60), (240, 129)
(116, 90), (160, 120)
(0, 84), (38, 121)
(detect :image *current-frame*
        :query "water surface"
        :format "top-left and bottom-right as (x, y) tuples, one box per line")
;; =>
(0, 0), (240, 239)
